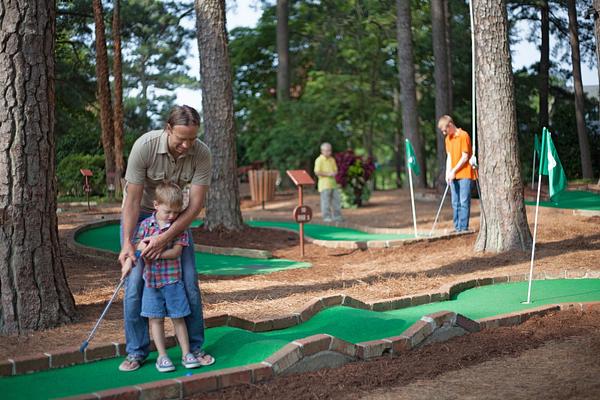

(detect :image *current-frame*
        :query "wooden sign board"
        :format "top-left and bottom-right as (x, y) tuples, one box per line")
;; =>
(80, 169), (93, 177)
(286, 170), (315, 186)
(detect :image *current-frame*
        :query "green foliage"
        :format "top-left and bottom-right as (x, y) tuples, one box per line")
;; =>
(57, 154), (107, 196)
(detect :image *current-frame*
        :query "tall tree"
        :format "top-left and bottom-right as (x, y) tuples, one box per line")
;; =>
(92, 0), (116, 189)
(472, 0), (532, 252)
(538, 0), (550, 130)
(396, 0), (426, 187)
(432, 0), (452, 189)
(0, 0), (76, 334)
(593, 0), (600, 124)
(567, 0), (593, 179)
(112, 0), (125, 195)
(195, 0), (244, 231)
(276, 0), (290, 101)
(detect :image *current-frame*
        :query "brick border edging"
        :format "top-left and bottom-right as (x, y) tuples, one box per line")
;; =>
(58, 300), (600, 400)
(5, 270), (600, 383)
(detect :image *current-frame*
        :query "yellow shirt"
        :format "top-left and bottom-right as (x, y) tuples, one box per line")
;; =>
(314, 155), (338, 192)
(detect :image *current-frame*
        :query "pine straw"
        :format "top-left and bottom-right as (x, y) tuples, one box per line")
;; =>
(0, 190), (598, 359)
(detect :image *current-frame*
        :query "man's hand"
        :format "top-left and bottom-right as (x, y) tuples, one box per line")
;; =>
(119, 241), (137, 269)
(120, 257), (134, 280)
(140, 234), (168, 261)
(446, 170), (455, 184)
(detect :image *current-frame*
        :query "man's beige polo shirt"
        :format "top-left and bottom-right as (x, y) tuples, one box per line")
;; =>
(124, 130), (212, 212)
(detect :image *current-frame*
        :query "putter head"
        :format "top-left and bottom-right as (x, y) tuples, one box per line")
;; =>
(79, 341), (89, 353)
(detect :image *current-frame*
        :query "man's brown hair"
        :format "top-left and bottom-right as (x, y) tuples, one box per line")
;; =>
(166, 105), (200, 128)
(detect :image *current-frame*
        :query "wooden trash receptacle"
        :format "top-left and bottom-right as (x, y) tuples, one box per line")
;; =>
(248, 169), (279, 208)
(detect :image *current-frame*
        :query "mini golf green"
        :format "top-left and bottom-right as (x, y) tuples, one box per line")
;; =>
(246, 220), (414, 241)
(2, 279), (600, 399)
(74, 223), (310, 276)
(525, 190), (600, 211)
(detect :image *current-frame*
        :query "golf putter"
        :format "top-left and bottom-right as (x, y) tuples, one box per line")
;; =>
(429, 183), (449, 236)
(79, 250), (141, 352)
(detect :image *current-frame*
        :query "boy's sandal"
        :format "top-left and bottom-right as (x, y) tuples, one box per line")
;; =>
(182, 353), (202, 369)
(155, 355), (176, 372)
(192, 349), (215, 366)
(118, 354), (144, 372)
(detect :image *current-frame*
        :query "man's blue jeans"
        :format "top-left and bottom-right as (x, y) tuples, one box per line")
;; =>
(121, 212), (205, 359)
(450, 179), (472, 231)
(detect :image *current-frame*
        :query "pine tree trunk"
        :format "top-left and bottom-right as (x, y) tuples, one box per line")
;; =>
(195, 0), (244, 231)
(112, 0), (125, 196)
(92, 0), (116, 188)
(393, 88), (404, 188)
(567, 0), (593, 179)
(444, 0), (453, 112)
(276, 0), (290, 101)
(396, 0), (426, 187)
(472, 0), (532, 253)
(538, 0), (549, 130)
(432, 0), (451, 190)
(0, 0), (76, 334)
(593, 0), (600, 123)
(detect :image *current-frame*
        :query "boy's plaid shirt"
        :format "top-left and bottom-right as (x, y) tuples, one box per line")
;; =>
(133, 214), (189, 288)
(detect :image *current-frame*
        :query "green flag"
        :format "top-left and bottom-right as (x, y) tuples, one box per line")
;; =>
(405, 139), (420, 176)
(539, 128), (567, 201)
(534, 133), (541, 156)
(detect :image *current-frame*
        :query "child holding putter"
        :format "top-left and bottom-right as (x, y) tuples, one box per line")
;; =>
(121, 182), (201, 372)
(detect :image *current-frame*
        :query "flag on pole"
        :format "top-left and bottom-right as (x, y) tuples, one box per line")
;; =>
(405, 139), (420, 176)
(534, 133), (541, 156)
(539, 128), (567, 201)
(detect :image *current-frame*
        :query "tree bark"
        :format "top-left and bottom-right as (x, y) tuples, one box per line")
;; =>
(393, 88), (404, 188)
(92, 0), (116, 187)
(0, 0), (76, 334)
(444, 0), (452, 112)
(195, 0), (244, 231)
(538, 0), (549, 131)
(567, 0), (593, 179)
(593, 0), (600, 123)
(432, 0), (451, 190)
(472, 0), (532, 253)
(276, 0), (290, 101)
(396, 0), (426, 187)
(112, 0), (125, 195)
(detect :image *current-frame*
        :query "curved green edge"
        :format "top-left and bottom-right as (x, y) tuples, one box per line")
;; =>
(2, 279), (600, 399)
(74, 223), (310, 276)
(525, 190), (600, 211)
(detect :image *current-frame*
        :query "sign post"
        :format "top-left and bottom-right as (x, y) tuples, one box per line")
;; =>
(80, 169), (93, 210)
(286, 170), (315, 258)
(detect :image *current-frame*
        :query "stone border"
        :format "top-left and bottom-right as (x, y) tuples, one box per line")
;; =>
(244, 217), (474, 249)
(4, 270), (600, 385)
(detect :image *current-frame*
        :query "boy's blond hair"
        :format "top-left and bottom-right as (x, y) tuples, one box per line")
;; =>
(155, 182), (183, 209)
(437, 115), (454, 131)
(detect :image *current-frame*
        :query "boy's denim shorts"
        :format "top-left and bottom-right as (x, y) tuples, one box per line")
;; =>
(141, 281), (191, 319)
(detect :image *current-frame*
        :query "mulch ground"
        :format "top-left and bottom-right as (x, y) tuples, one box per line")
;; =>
(193, 309), (600, 400)
(0, 188), (598, 379)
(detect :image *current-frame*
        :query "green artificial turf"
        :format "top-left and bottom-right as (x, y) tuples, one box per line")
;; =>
(246, 220), (413, 241)
(74, 223), (310, 276)
(3, 279), (600, 399)
(525, 190), (600, 211)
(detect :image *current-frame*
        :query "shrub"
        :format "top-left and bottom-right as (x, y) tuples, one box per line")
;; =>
(57, 154), (106, 196)
(335, 150), (375, 207)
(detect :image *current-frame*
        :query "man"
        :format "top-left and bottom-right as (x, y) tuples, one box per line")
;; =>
(438, 115), (476, 232)
(314, 142), (343, 222)
(118, 105), (214, 371)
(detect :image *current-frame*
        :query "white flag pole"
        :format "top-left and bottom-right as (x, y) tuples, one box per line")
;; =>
(429, 183), (449, 236)
(525, 132), (546, 304)
(531, 147), (536, 190)
(407, 159), (418, 238)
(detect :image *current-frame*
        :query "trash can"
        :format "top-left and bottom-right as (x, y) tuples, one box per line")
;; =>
(248, 169), (279, 208)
